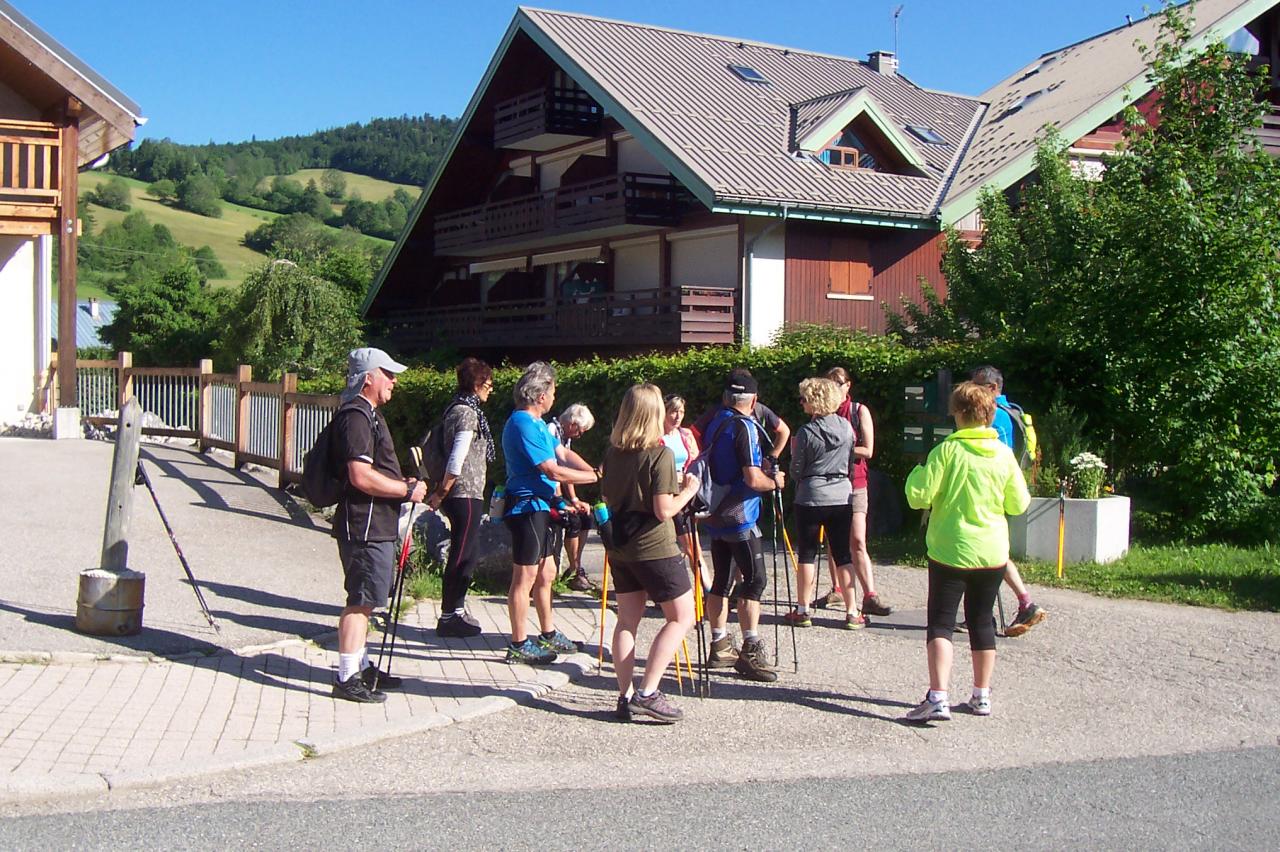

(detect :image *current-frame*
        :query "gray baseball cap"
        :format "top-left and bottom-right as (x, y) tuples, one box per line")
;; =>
(342, 347), (408, 400)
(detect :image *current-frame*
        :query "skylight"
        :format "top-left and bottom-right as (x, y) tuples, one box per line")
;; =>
(905, 124), (946, 145)
(728, 64), (769, 84)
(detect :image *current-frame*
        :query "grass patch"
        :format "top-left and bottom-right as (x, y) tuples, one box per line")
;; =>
(265, 169), (419, 206)
(871, 527), (1278, 612)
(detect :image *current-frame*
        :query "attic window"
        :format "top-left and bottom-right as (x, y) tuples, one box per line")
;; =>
(729, 64), (769, 84)
(905, 124), (946, 145)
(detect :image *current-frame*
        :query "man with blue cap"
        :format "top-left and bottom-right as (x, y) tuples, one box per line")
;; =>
(331, 347), (425, 702)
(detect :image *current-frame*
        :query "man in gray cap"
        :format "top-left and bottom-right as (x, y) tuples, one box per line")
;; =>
(330, 347), (426, 702)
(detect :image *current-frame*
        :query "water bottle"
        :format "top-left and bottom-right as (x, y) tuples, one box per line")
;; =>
(488, 485), (506, 520)
(593, 501), (615, 550)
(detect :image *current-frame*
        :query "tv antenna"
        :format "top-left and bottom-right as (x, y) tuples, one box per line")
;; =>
(893, 5), (904, 60)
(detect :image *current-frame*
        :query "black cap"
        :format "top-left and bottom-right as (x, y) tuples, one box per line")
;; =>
(724, 368), (758, 394)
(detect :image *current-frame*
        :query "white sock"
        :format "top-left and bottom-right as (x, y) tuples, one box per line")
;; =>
(796, 604), (809, 614)
(454, 608), (466, 617)
(638, 688), (655, 698)
(743, 629), (759, 641)
(711, 628), (727, 641)
(972, 687), (991, 698)
(339, 652), (363, 682)
(927, 689), (948, 704)
(360, 648), (370, 669)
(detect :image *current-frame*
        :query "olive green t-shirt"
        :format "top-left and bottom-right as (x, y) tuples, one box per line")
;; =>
(600, 444), (681, 562)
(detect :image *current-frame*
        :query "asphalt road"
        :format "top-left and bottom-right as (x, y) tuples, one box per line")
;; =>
(0, 745), (1275, 849)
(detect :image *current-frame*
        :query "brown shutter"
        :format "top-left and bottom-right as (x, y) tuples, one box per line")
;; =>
(829, 235), (871, 295)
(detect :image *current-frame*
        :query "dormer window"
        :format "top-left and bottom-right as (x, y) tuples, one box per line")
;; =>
(821, 147), (860, 168)
(821, 128), (878, 170)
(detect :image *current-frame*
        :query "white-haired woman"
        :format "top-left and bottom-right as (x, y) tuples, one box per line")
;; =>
(549, 403), (596, 591)
(602, 383), (699, 723)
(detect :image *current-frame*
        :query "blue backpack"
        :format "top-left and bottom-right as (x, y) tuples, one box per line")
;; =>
(686, 412), (769, 517)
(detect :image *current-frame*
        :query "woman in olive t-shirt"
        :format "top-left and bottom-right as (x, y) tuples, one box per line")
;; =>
(600, 383), (700, 723)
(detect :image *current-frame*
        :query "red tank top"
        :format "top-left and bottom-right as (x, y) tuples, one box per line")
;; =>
(838, 399), (869, 489)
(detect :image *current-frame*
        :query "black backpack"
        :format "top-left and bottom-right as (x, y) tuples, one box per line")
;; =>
(300, 402), (376, 508)
(687, 412), (771, 516)
(420, 401), (466, 487)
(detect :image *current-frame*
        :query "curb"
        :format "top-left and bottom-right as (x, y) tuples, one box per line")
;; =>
(0, 630), (338, 666)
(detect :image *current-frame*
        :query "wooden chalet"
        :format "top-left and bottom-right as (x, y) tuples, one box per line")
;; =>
(0, 0), (142, 426)
(366, 0), (1280, 356)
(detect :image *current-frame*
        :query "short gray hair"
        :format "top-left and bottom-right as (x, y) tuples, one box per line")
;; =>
(559, 403), (595, 433)
(513, 361), (556, 407)
(723, 391), (755, 408)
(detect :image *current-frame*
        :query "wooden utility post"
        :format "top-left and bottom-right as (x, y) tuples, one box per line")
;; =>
(76, 399), (146, 635)
(56, 98), (81, 410)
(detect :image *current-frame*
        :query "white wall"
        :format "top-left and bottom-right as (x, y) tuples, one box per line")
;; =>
(612, 238), (660, 292)
(744, 219), (786, 347)
(617, 137), (666, 176)
(670, 229), (737, 289)
(0, 236), (38, 424)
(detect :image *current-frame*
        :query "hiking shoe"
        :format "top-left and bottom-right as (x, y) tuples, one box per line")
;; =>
(707, 635), (739, 668)
(813, 592), (841, 610)
(861, 594), (893, 617)
(536, 629), (580, 653)
(333, 672), (387, 704)
(1004, 603), (1047, 637)
(965, 693), (992, 716)
(783, 609), (812, 628)
(436, 613), (482, 638)
(734, 638), (778, 682)
(567, 570), (594, 592)
(615, 694), (632, 721)
(844, 613), (867, 630)
(506, 638), (557, 666)
(955, 620), (968, 633)
(629, 690), (683, 723)
(903, 694), (950, 723)
(361, 664), (402, 690)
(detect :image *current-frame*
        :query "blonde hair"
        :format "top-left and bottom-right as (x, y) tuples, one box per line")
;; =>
(610, 383), (665, 451)
(798, 377), (842, 417)
(949, 381), (997, 427)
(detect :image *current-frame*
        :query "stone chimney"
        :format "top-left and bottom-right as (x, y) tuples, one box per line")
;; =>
(89, 297), (99, 320)
(868, 50), (898, 76)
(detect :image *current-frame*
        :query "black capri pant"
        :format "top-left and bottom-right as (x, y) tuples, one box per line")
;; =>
(708, 533), (767, 601)
(440, 497), (484, 612)
(926, 559), (1007, 651)
(794, 503), (853, 565)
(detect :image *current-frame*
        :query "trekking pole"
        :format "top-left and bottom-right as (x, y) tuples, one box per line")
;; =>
(598, 555), (611, 672)
(687, 522), (710, 698)
(771, 492), (781, 668)
(816, 526), (826, 609)
(775, 492), (798, 672)
(376, 501), (419, 687)
(1056, 478), (1067, 579)
(135, 456), (220, 633)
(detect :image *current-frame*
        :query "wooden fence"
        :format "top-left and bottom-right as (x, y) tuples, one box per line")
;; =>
(69, 352), (339, 489)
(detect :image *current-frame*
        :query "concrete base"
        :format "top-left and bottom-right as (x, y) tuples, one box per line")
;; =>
(75, 568), (146, 636)
(52, 406), (81, 440)
(1010, 495), (1131, 565)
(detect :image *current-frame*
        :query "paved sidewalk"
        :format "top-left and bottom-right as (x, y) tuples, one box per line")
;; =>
(0, 594), (611, 800)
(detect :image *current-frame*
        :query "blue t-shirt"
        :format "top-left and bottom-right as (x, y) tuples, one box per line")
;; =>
(702, 408), (763, 540)
(992, 394), (1014, 449)
(662, 430), (689, 473)
(502, 410), (558, 515)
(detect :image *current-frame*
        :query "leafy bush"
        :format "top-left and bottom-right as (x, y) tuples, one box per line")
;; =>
(88, 176), (131, 211)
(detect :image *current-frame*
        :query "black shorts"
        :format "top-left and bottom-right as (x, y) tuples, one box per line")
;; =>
(506, 511), (556, 565)
(610, 555), (692, 604)
(795, 503), (853, 565)
(561, 509), (592, 536)
(337, 538), (396, 608)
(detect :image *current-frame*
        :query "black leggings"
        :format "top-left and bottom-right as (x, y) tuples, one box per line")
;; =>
(708, 534), (767, 601)
(926, 559), (1006, 651)
(794, 503), (853, 565)
(440, 497), (484, 612)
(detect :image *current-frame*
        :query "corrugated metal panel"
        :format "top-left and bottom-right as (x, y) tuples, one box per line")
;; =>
(523, 8), (982, 218)
(51, 300), (117, 349)
(785, 222), (943, 334)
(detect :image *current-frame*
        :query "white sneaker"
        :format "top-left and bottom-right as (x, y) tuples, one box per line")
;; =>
(967, 693), (992, 716)
(904, 694), (951, 722)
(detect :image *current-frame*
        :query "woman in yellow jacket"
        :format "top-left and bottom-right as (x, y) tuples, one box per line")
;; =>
(903, 382), (1030, 722)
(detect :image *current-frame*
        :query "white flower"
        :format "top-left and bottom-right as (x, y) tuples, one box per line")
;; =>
(1068, 451), (1107, 472)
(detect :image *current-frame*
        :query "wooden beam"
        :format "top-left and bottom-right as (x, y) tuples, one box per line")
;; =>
(0, 204), (59, 218)
(56, 113), (78, 408)
(0, 219), (53, 235)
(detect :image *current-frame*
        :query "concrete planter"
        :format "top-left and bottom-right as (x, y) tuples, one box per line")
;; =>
(1009, 495), (1131, 565)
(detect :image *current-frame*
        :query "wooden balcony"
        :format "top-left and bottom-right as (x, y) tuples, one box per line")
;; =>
(493, 87), (603, 150)
(433, 172), (683, 255)
(0, 119), (62, 234)
(385, 286), (736, 351)
(1254, 104), (1280, 157)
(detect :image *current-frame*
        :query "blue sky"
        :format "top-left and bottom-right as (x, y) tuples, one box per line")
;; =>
(35, 0), (1161, 145)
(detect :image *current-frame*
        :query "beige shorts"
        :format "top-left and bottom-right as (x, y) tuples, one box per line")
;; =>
(850, 488), (869, 514)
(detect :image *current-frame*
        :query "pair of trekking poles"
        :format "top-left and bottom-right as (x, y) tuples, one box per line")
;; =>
(371, 447), (426, 691)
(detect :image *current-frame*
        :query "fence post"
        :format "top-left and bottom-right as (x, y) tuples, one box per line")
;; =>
(278, 372), (297, 489)
(198, 359), (213, 453)
(234, 364), (252, 469)
(117, 351), (133, 410)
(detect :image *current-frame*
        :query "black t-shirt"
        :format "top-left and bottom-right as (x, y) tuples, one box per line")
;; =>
(332, 397), (403, 542)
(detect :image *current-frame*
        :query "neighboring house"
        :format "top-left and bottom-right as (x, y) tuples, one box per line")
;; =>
(50, 298), (117, 350)
(365, 0), (1280, 355)
(0, 1), (142, 426)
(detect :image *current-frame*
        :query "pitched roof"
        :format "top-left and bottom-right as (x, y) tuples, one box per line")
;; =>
(939, 0), (1275, 222)
(518, 7), (983, 221)
(51, 300), (116, 349)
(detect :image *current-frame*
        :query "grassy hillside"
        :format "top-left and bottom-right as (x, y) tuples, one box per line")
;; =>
(265, 169), (420, 204)
(77, 172), (394, 291)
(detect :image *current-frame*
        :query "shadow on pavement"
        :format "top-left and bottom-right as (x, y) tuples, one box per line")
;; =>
(141, 448), (318, 529)
(0, 598), (223, 657)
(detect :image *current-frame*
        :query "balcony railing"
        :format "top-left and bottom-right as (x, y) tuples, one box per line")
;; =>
(434, 172), (682, 253)
(1255, 105), (1280, 157)
(493, 87), (603, 149)
(0, 119), (61, 212)
(385, 286), (736, 350)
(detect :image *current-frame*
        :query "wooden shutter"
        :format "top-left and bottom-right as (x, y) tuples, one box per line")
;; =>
(828, 235), (871, 295)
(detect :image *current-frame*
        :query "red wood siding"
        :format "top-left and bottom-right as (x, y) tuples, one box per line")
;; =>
(784, 221), (945, 334)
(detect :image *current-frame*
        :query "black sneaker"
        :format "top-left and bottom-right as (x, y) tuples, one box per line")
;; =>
(437, 613), (482, 638)
(1004, 603), (1047, 637)
(334, 672), (387, 703)
(567, 570), (594, 592)
(615, 694), (632, 721)
(361, 664), (402, 690)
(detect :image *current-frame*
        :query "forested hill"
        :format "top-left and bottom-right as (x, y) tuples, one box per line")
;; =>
(108, 114), (457, 189)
